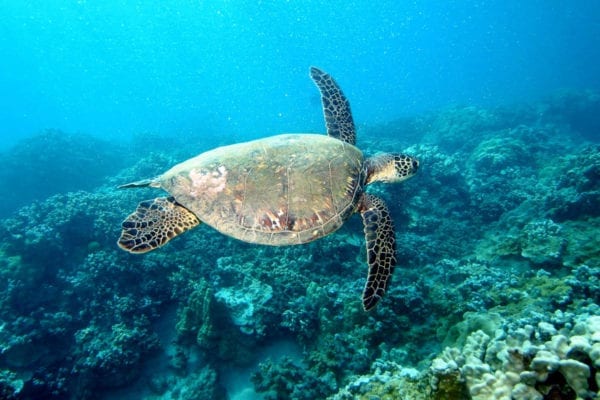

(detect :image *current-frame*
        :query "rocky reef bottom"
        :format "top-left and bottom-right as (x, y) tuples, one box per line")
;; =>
(0, 89), (598, 399)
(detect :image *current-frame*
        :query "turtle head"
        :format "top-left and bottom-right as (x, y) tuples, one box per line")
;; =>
(365, 153), (419, 185)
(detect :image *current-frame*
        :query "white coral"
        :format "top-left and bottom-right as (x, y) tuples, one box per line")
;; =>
(559, 359), (591, 398)
(430, 313), (600, 399)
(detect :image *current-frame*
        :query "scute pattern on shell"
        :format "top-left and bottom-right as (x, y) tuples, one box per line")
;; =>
(157, 134), (366, 246)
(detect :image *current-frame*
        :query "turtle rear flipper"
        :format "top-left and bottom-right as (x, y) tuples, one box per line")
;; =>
(359, 194), (396, 311)
(118, 178), (160, 189)
(118, 197), (200, 253)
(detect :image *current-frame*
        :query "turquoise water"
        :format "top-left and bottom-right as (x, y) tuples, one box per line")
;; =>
(1, 2), (598, 148)
(0, 2), (599, 399)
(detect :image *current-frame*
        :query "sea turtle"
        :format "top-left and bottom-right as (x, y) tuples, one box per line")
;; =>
(118, 67), (418, 310)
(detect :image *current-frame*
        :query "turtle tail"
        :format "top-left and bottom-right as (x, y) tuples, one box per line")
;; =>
(118, 178), (160, 189)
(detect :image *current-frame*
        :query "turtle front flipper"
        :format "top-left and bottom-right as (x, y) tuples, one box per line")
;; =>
(359, 193), (396, 311)
(309, 67), (356, 145)
(118, 197), (200, 253)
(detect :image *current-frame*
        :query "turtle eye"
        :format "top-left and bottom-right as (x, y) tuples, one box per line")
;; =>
(412, 159), (419, 170)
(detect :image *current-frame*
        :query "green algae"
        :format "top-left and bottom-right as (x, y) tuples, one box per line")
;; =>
(175, 278), (216, 349)
(561, 218), (600, 267)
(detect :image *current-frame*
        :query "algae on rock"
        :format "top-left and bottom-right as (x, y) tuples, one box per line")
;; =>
(175, 278), (216, 349)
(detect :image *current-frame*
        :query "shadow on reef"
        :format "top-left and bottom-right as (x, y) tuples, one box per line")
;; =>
(0, 90), (598, 399)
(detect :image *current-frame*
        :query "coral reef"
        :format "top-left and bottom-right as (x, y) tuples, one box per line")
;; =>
(73, 317), (160, 390)
(211, 256), (274, 336)
(429, 311), (600, 399)
(175, 278), (217, 349)
(0, 89), (598, 398)
(329, 361), (426, 400)
(0, 130), (129, 218)
(148, 365), (227, 400)
(252, 356), (338, 400)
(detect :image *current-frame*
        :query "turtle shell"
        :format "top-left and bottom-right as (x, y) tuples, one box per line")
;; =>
(157, 134), (366, 245)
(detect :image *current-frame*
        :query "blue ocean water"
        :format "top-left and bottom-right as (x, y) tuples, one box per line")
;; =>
(1, 1), (598, 148)
(1, 2), (599, 400)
